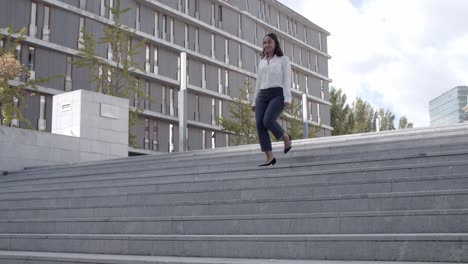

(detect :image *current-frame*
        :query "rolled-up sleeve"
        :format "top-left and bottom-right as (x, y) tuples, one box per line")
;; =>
(283, 56), (292, 103)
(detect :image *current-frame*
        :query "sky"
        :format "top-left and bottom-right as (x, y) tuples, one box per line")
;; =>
(278, 0), (468, 127)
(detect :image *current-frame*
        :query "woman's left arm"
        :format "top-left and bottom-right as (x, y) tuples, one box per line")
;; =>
(283, 56), (292, 106)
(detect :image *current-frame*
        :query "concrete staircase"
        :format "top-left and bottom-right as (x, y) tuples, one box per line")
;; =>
(0, 124), (467, 263)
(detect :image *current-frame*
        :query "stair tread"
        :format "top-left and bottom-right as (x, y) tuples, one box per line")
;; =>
(0, 250), (458, 264)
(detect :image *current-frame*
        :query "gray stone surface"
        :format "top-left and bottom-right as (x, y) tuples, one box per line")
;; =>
(1, 124), (468, 262)
(0, 90), (129, 172)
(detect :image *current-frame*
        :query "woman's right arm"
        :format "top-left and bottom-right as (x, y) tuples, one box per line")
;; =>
(252, 60), (262, 108)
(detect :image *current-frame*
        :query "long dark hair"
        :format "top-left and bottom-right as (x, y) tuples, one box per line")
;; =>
(262, 32), (284, 58)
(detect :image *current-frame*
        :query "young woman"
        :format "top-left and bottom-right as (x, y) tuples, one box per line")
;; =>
(252, 32), (292, 166)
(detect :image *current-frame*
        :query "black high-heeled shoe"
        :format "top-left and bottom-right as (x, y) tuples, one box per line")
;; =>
(259, 157), (276, 166)
(284, 133), (292, 154)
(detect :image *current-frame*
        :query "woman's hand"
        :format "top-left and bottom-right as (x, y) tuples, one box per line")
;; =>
(284, 102), (290, 109)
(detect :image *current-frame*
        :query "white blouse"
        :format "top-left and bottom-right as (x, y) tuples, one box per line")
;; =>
(252, 55), (292, 106)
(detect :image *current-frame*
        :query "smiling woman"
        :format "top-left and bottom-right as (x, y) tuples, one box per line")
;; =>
(252, 33), (293, 167)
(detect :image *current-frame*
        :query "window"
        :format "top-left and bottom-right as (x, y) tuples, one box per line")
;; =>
(194, 0), (200, 18)
(78, 17), (85, 49)
(211, 98), (216, 125)
(319, 32), (323, 51)
(38, 95), (46, 131)
(170, 18), (174, 43)
(169, 124), (174, 152)
(162, 15), (167, 40)
(225, 39), (229, 64)
(305, 76), (308, 94)
(211, 33), (215, 59)
(211, 131), (216, 149)
(100, 0), (105, 17)
(218, 100), (223, 122)
(299, 48), (302, 65)
(107, 43), (113, 61)
(317, 104), (321, 123)
(154, 11), (159, 36)
(153, 47), (159, 74)
(152, 120), (159, 151)
(254, 24), (258, 45)
(195, 28), (199, 52)
(238, 14), (242, 37)
(321, 80), (325, 99)
(202, 63), (206, 88)
(218, 5), (223, 26)
(169, 88), (175, 116)
(315, 54), (319, 72)
(79, 0), (86, 9)
(211, 3), (215, 26)
(134, 90), (140, 108)
(29, 1), (38, 37)
(177, 56), (180, 81)
(65, 56), (73, 91)
(218, 68), (222, 94)
(238, 44), (243, 68)
(225, 70), (229, 95)
(109, 0), (114, 20)
(162, 86), (166, 114)
(42, 6), (50, 41)
(308, 101), (313, 121)
(28, 47), (35, 80)
(145, 81), (150, 109)
(184, 24), (189, 49)
(136, 4), (140, 30)
(194, 95), (200, 121)
(202, 130), (206, 149)
(145, 44), (150, 72)
(304, 26), (307, 42)
(144, 119), (150, 149)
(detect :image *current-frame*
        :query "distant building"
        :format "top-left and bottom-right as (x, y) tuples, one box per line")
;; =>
(429, 86), (468, 126)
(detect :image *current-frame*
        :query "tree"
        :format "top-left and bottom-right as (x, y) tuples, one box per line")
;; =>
(398, 115), (413, 129)
(219, 81), (258, 145)
(0, 27), (49, 127)
(330, 87), (413, 135)
(72, 0), (146, 147)
(330, 87), (353, 135)
(351, 97), (374, 133)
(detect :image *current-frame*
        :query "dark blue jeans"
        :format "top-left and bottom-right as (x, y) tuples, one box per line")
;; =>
(255, 87), (285, 152)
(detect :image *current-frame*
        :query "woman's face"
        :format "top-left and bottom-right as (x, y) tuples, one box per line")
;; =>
(263, 36), (275, 56)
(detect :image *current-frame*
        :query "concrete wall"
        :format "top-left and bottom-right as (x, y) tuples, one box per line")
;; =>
(0, 90), (129, 173)
(0, 126), (122, 173)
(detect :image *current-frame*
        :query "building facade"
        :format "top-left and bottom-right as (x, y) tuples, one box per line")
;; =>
(429, 86), (468, 126)
(0, 0), (332, 152)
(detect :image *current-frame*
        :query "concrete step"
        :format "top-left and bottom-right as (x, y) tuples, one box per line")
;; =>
(0, 233), (466, 262)
(1, 158), (467, 198)
(5, 133), (468, 182)
(1, 150), (467, 190)
(1, 209), (467, 235)
(1, 173), (468, 210)
(0, 251), (459, 264)
(6, 126), (467, 177)
(2, 189), (468, 219)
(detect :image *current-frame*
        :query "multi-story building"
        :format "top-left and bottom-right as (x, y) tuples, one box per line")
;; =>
(429, 86), (468, 126)
(0, 0), (332, 152)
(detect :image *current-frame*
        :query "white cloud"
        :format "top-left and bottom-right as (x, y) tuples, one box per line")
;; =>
(279, 0), (468, 127)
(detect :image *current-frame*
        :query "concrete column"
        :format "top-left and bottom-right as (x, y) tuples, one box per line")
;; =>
(178, 52), (188, 152)
(302, 93), (308, 139)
